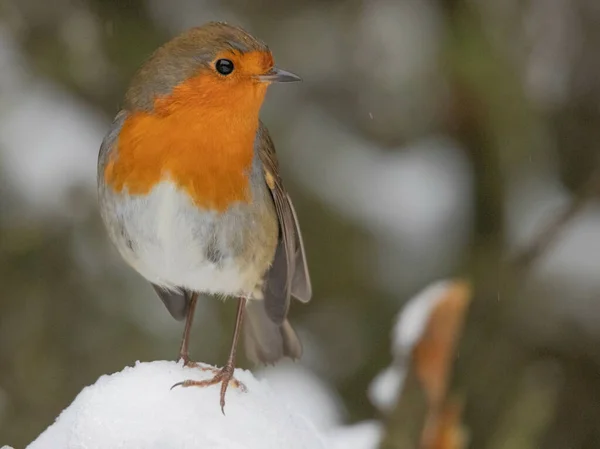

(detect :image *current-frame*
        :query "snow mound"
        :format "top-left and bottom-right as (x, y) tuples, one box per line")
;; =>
(327, 421), (383, 449)
(258, 362), (345, 431)
(27, 360), (326, 449)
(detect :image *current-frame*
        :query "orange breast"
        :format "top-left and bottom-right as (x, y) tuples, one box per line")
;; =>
(104, 75), (262, 212)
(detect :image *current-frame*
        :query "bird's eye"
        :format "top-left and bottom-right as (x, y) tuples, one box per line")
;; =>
(215, 59), (234, 75)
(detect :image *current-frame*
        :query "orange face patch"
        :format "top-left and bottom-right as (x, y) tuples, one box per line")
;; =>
(224, 50), (274, 77)
(104, 63), (270, 212)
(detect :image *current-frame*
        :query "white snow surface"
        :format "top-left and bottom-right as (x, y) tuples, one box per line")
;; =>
(327, 421), (383, 449)
(26, 360), (326, 449)
(257, 362), (345, 431)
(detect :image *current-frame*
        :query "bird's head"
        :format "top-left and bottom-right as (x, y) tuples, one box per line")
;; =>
(124, 22), (301, 117)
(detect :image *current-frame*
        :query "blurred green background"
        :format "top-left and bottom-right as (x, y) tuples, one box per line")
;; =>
(2, 0), (600, 447)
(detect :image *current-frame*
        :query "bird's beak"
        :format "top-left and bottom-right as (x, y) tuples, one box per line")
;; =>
(258, 67), (302, 83)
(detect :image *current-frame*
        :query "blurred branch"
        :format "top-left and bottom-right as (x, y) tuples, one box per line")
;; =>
(511, 164), (600, 272)
(379, 162), (600, 449)
(421, 397), (467, 449)
(380, 1), (600, 447)
(378, 155), (600, 448)
(378, 280), (471, 449)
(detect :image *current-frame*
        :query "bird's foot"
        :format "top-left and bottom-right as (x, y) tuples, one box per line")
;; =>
(172, 361), (246, 413)
(179, 359), (218, 373)
(178, 357), (199, 368)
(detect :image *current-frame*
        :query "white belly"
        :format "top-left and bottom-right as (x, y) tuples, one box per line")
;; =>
(102, 180), (278, 298)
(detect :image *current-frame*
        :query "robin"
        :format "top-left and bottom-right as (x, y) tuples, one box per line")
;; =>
(97, 22), (311, 411)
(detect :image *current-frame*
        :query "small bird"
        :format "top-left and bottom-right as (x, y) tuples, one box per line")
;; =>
(97, 22), (311, 411)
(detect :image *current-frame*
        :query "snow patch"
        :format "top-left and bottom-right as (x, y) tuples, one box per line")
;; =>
(258, 362), (345, 431)
(369, 280), (452, 413)
(327, 421), (383, 449)
(27, 360), (326, 449)
(368, 365), (405, 414)
(393, 280), (452, 356)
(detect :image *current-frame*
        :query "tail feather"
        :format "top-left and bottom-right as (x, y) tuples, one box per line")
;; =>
(151, 283), (190, 321)
(243, 300), (302, 365)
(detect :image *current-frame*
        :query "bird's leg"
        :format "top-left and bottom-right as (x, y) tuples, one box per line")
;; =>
(178, 292), (199, 366)
(172, 296), (248, 413)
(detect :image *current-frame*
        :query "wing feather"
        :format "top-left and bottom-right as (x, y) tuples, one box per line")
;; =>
(257, 123), (311, 325)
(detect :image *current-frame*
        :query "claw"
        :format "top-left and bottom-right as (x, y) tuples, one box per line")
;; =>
(171, 362), (246, 412)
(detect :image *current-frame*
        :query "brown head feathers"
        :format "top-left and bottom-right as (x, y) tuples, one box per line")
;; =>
(124, 22), (272, 112)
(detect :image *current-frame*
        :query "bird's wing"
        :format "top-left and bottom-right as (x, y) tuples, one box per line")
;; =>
(257, 123), (312, 325)
(98, 110), (193, 322)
